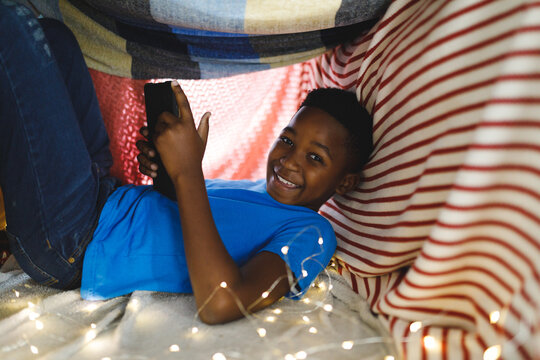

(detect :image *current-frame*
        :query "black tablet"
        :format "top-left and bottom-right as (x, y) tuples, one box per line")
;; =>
(143, 81), (178, 200)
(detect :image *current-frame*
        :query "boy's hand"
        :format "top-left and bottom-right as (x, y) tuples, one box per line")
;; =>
(135, 126), (158, 178)
(153, 81), (210, 182)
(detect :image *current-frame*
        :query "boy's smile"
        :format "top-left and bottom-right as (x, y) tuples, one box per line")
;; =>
(266, 106), (357, 211)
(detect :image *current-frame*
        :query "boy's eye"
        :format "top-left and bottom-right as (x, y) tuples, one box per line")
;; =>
(280, 136), (293, 146)
(309, 153), (323, 163)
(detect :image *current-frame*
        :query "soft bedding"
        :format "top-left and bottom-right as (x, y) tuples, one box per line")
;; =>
(0, 258), (397, 360)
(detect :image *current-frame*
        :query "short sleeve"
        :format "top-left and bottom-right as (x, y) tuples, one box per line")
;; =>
(259, 217), (337, 300)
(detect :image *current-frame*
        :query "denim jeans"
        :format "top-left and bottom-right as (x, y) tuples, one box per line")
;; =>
(0, 1), (119, 289)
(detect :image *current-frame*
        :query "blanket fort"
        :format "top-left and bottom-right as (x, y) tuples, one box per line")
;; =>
(1, 0), (540, 359)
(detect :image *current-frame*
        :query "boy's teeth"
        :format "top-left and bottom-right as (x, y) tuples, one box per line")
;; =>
(277, 174), (297, 187)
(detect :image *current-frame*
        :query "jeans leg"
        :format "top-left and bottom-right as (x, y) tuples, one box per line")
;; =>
(0, 2), (109, 288)
(39, 18), (113, 177)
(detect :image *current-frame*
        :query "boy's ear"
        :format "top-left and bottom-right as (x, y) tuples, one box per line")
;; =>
(335, 173), (361, 195)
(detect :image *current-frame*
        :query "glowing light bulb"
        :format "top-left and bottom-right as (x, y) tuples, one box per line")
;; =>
(318, 237), (323, 245)
(266, 316), (276, 322)
(318, 282), (326, 290)
(220, 281), (227, 288)
(328, 284), (333, 290)
(303, 298), (311, 304)
(127, 298), (140, 311)
(28, 311), (40, 320)
(28, 301), (35, 308)
(91, 323), (97, 329)
(296, 350), (307, 359)
(483, 345), (501, 360)
(281, 246), (289, 255)
(384, 356), (395, 360)
(14, 290), (19, 297)
(273, 308), (282, 314)
(302, 316), (310, 323)
(84, 303), (98, 312)
(342, 341), (354, 350)
(30, 345), (38, 354)
(257, 328), (266, 337)
(169, 344), (180, 352)
(85, 329), (97, 341)
(284, 354), (295, 360)
(102, 358), (112, 360)
(423, 335), (437, 350)
(409, 321), (422, 333)
(309, 327), (318, 334)
(35, 320), (44, 330)
(212, 353), (227, 360)
(261, 291), (269, 298)
(302, 270), (308, 277)
(192, 327), (199, 334)
(323, 304), (333, 312)
(489, 311), (500, 324)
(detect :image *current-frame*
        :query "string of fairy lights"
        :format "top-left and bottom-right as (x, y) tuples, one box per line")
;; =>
(3, 269), (397, 359)
(0, 230), (517, 359)
(3, 271), (512, 359)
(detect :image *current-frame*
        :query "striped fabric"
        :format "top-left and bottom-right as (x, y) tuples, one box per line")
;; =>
(307, 0), (540, 358)
(44, 0), (389, 79)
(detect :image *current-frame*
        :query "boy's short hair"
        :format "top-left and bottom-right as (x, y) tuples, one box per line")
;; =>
(300, 88), (373, 172)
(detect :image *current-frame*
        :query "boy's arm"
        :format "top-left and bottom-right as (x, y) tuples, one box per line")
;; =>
(154, 82), (291, 324)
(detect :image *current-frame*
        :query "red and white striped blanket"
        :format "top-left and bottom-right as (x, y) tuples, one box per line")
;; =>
(308, 1), (540, 358)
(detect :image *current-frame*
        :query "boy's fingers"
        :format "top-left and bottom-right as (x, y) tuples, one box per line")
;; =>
(170, 80), (194, 124)
(197, 112), (211, 147)
(138, 164), (157, 178)
(135, 139), (156, 158)
(139, 126), (149, 139)
(137, 153), (158, 171)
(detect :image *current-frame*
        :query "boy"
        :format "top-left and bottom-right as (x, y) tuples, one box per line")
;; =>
(0, 2), (372, 324)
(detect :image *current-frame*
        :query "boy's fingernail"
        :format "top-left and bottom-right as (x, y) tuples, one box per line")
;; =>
(151, 172), (157, 178)
(171, 80), (179, 87)
(149, 150), (155, 157)
(151, 164), (158, 170)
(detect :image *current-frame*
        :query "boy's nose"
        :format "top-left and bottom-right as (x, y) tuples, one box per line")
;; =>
(279, 152), (300, 171)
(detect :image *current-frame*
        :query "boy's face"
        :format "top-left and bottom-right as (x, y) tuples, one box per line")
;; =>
(266, 106), (357, 211)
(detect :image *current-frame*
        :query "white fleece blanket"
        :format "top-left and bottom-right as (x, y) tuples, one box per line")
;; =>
(0, 257), (398, 360)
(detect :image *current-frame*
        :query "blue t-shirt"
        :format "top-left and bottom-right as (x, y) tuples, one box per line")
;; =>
(81, 179), (336, 300)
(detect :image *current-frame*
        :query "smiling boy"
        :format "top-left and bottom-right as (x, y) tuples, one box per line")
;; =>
(127, 84), (373, 323)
